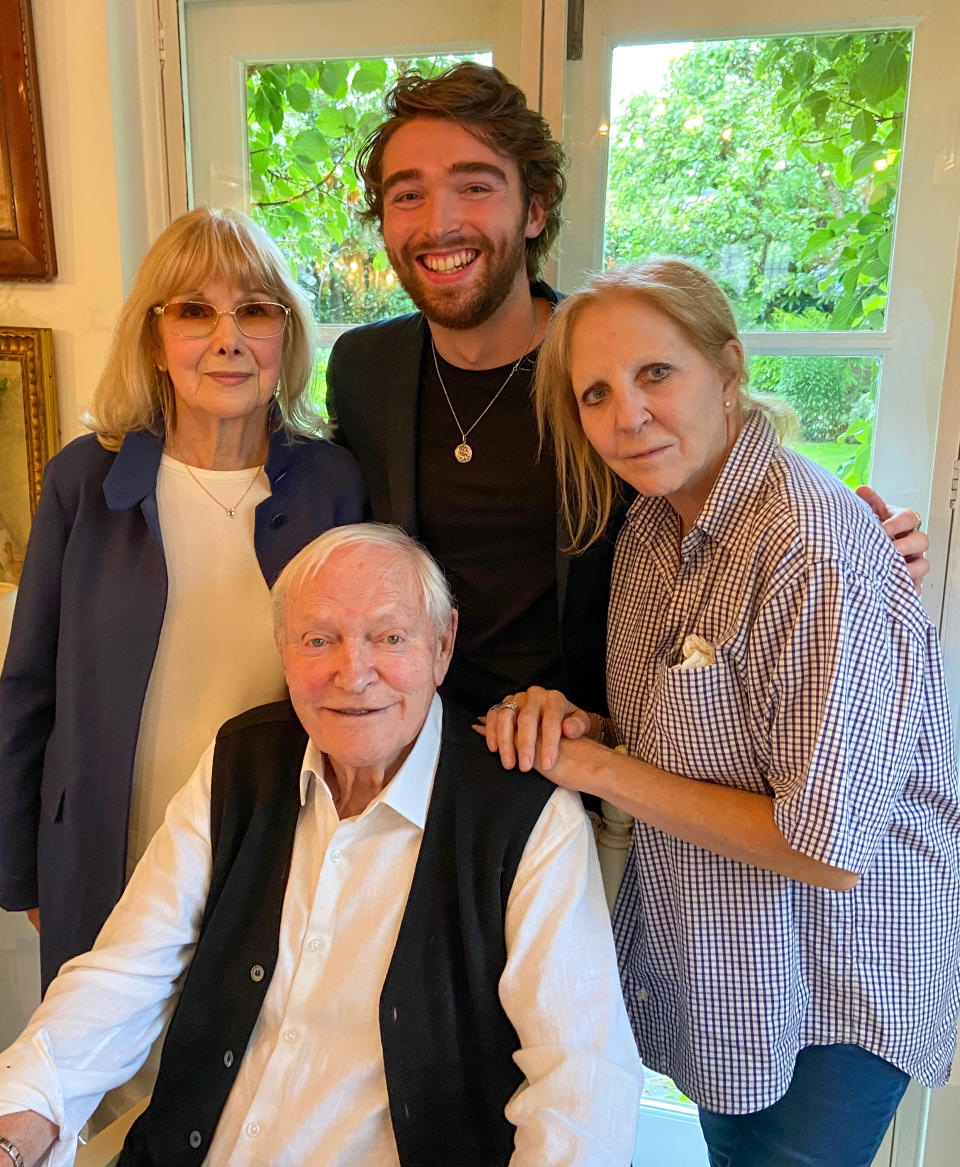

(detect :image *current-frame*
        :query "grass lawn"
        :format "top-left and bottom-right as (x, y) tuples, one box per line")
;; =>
(790, 439), (859, 476)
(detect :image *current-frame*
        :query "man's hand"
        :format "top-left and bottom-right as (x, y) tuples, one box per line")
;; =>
(856, 485), (930, 592)
(25, 909), (39, 934)
(0, 1110), (58, 1167)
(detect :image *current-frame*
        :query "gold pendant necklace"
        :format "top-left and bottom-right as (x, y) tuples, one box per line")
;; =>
(175, 453), (265, 518)
(431, 311), (539, 464)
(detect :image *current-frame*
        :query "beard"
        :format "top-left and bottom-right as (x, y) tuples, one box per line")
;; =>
(386, 223), (528, 331)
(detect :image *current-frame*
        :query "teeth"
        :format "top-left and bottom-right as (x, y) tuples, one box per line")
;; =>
(423, 250), (476, 273)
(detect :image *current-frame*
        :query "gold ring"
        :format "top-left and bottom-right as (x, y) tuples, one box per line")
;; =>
(496, 699), (519, 713)
(907, 509), (922, 533)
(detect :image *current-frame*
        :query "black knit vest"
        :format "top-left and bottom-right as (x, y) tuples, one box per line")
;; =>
(118, 700), (553, 1166)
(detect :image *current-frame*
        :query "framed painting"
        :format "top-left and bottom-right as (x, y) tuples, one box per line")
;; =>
(0, 326), (57, 583)
(0, 0), (57, 280)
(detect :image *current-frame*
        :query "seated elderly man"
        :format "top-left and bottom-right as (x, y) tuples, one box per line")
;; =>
(0, 524), (641, 1167)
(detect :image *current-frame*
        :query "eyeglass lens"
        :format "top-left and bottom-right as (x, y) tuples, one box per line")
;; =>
(163, 301), (288, 338)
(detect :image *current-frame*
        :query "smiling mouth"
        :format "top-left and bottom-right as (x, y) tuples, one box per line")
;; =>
(418, 249), (480, 274)
(329, 707), (387, 717)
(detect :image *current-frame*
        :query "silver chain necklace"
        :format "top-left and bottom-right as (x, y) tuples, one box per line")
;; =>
(431, 313), (539, 464)
(175, 453), (265, 518)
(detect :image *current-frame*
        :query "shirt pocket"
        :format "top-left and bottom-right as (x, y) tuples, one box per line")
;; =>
(652, 649), (767, 791)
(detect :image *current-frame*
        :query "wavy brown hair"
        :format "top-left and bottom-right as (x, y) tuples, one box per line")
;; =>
(356, 62), (566, 280)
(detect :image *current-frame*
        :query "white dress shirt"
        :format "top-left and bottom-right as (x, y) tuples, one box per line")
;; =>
(0, 696), (641, 1165)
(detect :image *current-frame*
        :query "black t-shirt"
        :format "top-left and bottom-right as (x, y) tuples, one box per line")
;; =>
(417, 343), (567, 713)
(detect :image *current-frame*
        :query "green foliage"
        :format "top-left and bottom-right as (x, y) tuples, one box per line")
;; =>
(750, 353), (877, 443)
(835, 414), (874, 487)
(246, 54), (471, 327)
(774, 357), (853, 441)
(605, 31), (911, 332)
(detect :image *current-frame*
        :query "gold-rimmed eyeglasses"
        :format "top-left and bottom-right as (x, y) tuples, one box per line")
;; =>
(153, 299), (290, 339)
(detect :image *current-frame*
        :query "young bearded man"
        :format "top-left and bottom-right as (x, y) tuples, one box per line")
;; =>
(325, 62), (929, 717)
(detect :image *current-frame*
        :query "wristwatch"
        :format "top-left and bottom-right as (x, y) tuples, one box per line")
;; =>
(0, 1135), (25, 1167)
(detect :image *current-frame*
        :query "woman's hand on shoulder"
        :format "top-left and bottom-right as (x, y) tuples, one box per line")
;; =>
(480, 687), (592, 773)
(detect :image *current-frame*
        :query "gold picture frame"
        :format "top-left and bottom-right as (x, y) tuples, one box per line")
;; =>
(0, 0), (57, 280)
(0, 326), (58, 583)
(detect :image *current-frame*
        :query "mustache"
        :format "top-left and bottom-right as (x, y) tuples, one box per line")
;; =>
(404, 234), (489, 257)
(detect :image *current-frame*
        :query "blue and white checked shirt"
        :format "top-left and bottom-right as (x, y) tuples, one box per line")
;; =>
(609, 409), (960, 1114)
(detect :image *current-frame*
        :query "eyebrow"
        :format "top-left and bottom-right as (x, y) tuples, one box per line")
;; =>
(382, 160), (509, 197)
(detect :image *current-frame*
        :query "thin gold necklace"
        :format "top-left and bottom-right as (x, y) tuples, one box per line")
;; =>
(431, 310), (539, 464)
(174, 453), (265, 518)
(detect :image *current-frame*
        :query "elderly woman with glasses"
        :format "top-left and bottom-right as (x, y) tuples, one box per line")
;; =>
(483, 260), (960, 1167)
(0, 207), (364, 993)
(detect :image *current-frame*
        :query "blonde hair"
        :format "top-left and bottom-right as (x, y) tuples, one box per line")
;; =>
(85, 207), (324, 447)
(534, 259), (797, 551)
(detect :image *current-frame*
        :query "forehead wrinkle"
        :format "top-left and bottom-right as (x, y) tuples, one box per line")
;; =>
(287, 549), (425, 627)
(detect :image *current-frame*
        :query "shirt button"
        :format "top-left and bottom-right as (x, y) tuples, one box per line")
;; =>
(269, 513), (287, 529)
(250, 964), (265, 982)
(330, 848), (343, 863)
(189, 1130), (202, 1149)
(282, 1028), (298, 1043)
(637, 987), (649, 1002)
(246, 1121), (261, 1138)
(223, 1049), (234, 1068)
(308, 938), (322, 952)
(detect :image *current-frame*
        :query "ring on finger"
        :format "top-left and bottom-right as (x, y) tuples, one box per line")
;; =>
(906, 509), (922, 533)
(496, 699), (519, 713)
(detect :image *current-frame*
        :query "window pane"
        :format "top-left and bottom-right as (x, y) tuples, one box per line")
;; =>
(752, 353), (880, 485)
(605, 32), (911, 332)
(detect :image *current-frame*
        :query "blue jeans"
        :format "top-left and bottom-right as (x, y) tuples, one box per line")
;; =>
(697, 1044), (910, 1167)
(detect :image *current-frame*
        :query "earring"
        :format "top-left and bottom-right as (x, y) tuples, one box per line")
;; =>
(156, 364), (167, 372)
(723, 400), (731, 407)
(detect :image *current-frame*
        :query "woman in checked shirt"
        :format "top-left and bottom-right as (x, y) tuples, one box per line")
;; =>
(482, 260), (960, 1167)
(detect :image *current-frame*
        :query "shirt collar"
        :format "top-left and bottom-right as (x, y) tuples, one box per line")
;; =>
(625, 409), (779, 550)
(299, 692), (444, 829)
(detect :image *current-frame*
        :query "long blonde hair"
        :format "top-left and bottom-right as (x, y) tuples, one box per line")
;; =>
(534, 259), (796, 551)
(85, 207), (324, 448)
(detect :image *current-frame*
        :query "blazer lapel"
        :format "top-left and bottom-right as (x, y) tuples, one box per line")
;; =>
(385, 314), (428, 536)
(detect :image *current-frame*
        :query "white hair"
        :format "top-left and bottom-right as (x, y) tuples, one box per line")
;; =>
(271, 523), (455, 641)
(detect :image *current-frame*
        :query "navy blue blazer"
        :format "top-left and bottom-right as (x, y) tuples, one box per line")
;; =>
(0, 423), (364, 989)
(325, 283), (622, 715)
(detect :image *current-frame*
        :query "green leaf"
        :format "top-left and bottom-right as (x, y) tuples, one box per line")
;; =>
(319, 60), (351, 97)
(830, 297), (862, 329)
(800, 228), (835, 258)
(372, 249), (389, 272)
(292, 128), (330, 162)
(849, 140), (884, 177)
(855, 41), (909, 105)
(878, 233), (892, 265)
(851, 109), (877, 143)
(803, 90), (831, 126)
(286, 83), (312, 114)
(353, 59), (388, 93)
(314, 106), (349, 137)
